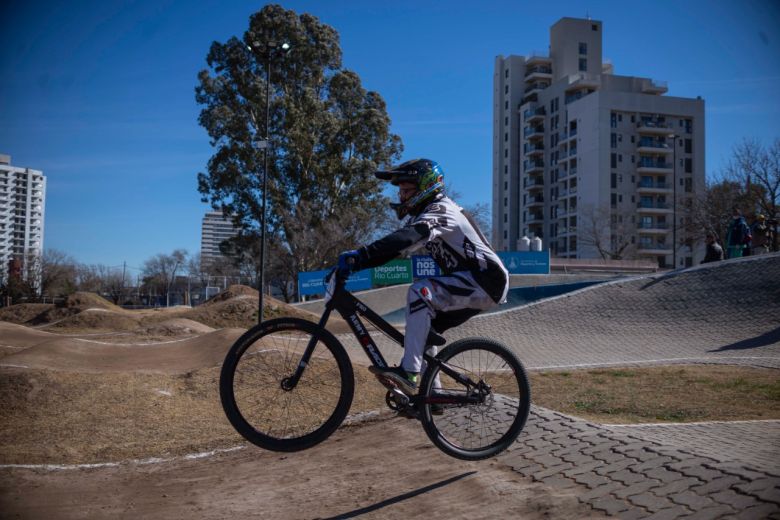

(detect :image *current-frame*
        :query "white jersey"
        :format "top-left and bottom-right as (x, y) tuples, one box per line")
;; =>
(360, 195), (509, 303)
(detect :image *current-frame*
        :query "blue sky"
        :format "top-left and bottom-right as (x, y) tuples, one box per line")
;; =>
(1, 0), (779, 277)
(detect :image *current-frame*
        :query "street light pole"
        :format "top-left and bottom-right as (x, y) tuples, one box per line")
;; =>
(251, 40), (290, 325)
(670, 133), (677, 270)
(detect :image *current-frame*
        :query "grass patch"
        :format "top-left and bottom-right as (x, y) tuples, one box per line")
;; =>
(529, 365), (780, 424)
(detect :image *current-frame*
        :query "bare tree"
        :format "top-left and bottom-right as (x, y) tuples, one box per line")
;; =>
(40, 249), (78, 299)
(141, 249), (188, 306)
(579, 203), (637, 260)
(723, 138), (780, 250)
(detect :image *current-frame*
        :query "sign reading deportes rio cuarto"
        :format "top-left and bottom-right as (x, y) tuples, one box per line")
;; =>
(371, 258), (412, 286)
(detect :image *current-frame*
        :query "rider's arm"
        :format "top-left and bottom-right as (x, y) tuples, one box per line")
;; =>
(357, 222), (432, 269)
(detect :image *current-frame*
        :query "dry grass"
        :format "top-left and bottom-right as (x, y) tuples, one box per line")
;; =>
(0, 364), (387, 465)
(530, 365), (780, 424)
(1, 362), (777, 465)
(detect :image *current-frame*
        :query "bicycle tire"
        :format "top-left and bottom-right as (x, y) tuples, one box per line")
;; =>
(220, 317), (354, 452)
(419, 338), (531, 460)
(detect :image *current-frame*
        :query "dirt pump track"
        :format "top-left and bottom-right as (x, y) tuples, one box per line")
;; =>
(0, 255), (779, 519)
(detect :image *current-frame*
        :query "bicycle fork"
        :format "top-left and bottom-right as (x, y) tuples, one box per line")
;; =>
(280, 308), (333, 391)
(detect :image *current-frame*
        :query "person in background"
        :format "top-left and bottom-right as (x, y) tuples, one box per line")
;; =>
(701, 233), (724, 263)
(725, 208), (751, 259)
(751, 214), (770, 256)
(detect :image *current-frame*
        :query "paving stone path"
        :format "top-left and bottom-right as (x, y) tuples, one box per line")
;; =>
(500, 407), (780, 519)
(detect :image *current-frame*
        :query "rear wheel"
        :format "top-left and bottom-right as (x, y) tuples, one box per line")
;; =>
(220, 318), (354, 452)
(419, 338), (531, 460)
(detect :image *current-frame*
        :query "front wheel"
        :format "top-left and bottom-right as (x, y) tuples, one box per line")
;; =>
(220, 318), (354, 452)
(419, 338), (531, 460)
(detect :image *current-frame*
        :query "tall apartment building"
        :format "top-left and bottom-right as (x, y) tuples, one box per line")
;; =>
(493, 17), (705, 268)
(200, 211), (240, 267)
(0, 154), (46, 284)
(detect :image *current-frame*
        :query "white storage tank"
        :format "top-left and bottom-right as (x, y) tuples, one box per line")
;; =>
(519, 236), (531, 251)
(531, 236), (543, 251)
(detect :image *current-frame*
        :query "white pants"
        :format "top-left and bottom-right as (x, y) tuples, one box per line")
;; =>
(401, 271), (499, 374)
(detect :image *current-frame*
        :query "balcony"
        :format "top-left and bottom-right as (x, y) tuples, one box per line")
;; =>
(523, 106), (546, 123)
(637, 201), (673, 214)
(637, 222), (670, 235)
(524, 178), (545, 192)
(524, 126), (545, 139)
(525, 54), (551, 66)
(637, 160), (672, 174)
(637, 242), (672, 255)
(524, 81), (550, 95)
(637, 139), (672, 155)
(524, 159), (545, 174)
(527, 213), (544, 224)
(568, 147), (578, 157)
(637, 180), (672, 194)
(527, 196), (544, 208)
(525, 69), (552, 83)
(641, 79), (668, 95)
(637, 120), (672, 135)
(524, 142), (545, 156)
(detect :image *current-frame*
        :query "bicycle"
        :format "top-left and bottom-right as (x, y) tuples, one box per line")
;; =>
(219, 269), (531, 460)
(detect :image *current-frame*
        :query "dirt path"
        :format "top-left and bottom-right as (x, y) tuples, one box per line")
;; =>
(0, 416), (602, 519)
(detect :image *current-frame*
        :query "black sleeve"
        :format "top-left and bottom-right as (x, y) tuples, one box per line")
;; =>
(357, 223), (431, 269)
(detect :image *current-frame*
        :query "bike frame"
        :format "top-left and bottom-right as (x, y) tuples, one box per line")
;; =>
(284, 273), (481, 399)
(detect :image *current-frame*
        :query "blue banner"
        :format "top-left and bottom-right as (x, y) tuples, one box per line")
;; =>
(412, 255), (441, 278)
(497, 251), (550, 274)
(298, 268), (373, 296)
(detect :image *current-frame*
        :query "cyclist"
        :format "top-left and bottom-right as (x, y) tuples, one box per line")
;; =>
(337, 158), (509, 395)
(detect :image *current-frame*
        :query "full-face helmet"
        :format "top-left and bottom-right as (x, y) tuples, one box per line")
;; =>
(374, 158), (445, 218)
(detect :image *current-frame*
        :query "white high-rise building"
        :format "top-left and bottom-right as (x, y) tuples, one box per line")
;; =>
(493, 17), (705, 268)
(200, 211), (240, 266)
(0, 154), (46, 284)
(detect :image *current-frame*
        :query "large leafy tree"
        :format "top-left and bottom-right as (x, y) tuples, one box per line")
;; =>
(195, 5), (402, 296)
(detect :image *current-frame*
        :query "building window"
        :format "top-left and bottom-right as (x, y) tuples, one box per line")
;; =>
(630, 135), (635, 143)
(505, 116), (508, 126)
(505, 85), (509, 94)
(592, 24), (598, 31)
(504, 149), (508, 158)
(579, 42), (587, 55)
(505, 132), (508, 142)
(505, 100), (508, 109)
(505, 69), (509, 78)
(619, 154), (623, 162)
(685, 139), (692, 153)
(685, 158), (693, 173)
(611, 193), (617, 207)
(611, 173), (617, 189)
(611, 133), (617, 148)
(618, 114), (622, 122)
(631, 115), (635, 123)
(611, 153), (617, 168)
(579, 58), (587, 72)
(610, 113), (617, 128)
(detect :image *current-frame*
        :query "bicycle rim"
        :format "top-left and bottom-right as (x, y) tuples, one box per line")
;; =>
(220, 319), (354, 452)
(420, 339), (530, 460)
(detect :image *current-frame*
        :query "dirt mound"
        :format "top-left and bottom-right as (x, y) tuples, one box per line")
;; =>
(144, 318), (215, 336)
(0, 303), (52, 324)
(61, 291), (122, 311)
(43, 309), (142, 333)
(202, 284), (259, 306)
(185, 294), (350, 333)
